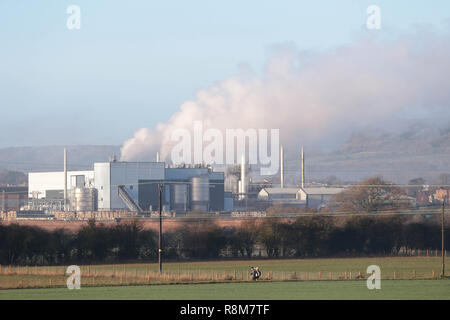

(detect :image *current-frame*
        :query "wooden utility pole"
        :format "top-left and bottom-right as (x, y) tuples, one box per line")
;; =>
(158, 183), (163, 274)
(442, 197), (446, 277)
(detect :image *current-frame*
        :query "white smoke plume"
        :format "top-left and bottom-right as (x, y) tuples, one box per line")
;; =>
(121, 29), (450, 162)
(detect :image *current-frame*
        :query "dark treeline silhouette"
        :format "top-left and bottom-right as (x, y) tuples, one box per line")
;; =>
(0, 216), (448, 265)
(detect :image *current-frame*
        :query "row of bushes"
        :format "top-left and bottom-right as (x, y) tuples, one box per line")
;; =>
(0, 216), (448, 265)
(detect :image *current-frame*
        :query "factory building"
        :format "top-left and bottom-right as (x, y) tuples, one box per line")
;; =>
(94, 161), (165, 211)
(257, 188), (306, 206)
(257, 187), (344, 210)
(298, 187), (345, 210)
(0, 186), (28, 212)
(28, 159), (226, 213)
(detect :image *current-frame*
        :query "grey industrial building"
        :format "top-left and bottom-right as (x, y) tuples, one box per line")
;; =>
(257, 187), (344, 210)
(28, 160), (229, 213)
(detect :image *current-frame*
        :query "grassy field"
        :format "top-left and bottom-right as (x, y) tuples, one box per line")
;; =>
(0, 256), (448, 298)
(0, 280), (449, 300)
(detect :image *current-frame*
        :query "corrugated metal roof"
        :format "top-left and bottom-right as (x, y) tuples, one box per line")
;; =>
(261, 188), (301, 194)
(302, 187), (344, 195)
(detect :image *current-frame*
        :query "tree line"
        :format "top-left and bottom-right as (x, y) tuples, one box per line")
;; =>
(0, 215), (448, 266)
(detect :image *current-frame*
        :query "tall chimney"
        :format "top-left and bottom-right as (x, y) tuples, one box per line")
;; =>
(240, 154), (246, 199)
(64, 148), (67, 212)
(156, 152), (160, 162)
(301, 146), (305, 189)
(280, 145), (284, 188)
(2, 189), (5, 213)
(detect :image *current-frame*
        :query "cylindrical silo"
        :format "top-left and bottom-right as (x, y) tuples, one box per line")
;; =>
(70, 187), (97, 212)
(171, 184), (188, 212)
(190, 175), (209, 212)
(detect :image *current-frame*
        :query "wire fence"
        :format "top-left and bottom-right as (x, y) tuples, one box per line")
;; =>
(0, 259), (447, 290)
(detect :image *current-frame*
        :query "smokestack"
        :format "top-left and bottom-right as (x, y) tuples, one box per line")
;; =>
(156, 152), (160, 162)
(280, 145), (284, 188)
(240, 154), (246, 199)
(64, 148), (67, 212)
(301, 146), (305, 189)
(2, 189), (5, 213)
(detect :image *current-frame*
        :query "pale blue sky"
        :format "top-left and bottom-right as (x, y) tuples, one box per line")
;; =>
(0, 0), (449, 147)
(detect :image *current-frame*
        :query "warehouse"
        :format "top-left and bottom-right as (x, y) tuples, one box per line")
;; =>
(28, 159), (225, 213)
(257, 187), (344, 210)
(298, 187), (344, 210)
(257, 188), (306, 207)
(0, 186), (28, 212)
(28, 170), (94, 199)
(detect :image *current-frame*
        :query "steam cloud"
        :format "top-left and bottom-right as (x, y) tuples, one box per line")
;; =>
(121, 29), (450, 163)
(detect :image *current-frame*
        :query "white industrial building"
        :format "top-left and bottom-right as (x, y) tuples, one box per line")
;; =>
(29, 170), (94, 199)
(257, 187), (344, 210)
(257, 188), (306, 206)
(28, 160), (228, 213)
(256, 145), (345, 210)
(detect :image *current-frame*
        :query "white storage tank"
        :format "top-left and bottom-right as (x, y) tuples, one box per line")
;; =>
(70, 187), (97, 212)
(190, 175), (209, 212)
(171, 184), (188, 212)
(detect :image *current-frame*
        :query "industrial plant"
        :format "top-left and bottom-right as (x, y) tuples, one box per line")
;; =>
(0, 145), (350, 221)
(25, 150), (230, 217)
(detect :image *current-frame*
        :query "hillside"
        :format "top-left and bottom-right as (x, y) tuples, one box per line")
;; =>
(0, 124), (449, 184)
(300, 124), (450, 184)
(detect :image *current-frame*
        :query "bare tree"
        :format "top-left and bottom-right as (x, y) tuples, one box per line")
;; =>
(328, 177), (410, 213)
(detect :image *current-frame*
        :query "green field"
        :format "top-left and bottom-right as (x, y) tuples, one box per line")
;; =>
(1, 280), (449, 300)
(0, 257), (448, 299)
(2, 256), (444, 276)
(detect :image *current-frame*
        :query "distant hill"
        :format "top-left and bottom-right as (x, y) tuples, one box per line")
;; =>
(297, 124), (450, 184)
(275, 124), (450, 185)
(334, 124), (450, 155)
(1, 124), (449, 185)
(0, 145), (121, 173)
(0, 170), (27, 186)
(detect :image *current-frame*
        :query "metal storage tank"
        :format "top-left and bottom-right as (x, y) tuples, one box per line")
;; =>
(171, 184), (188, 212)
(70, 187), (97, 212)
(190, 175), (209, 212)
